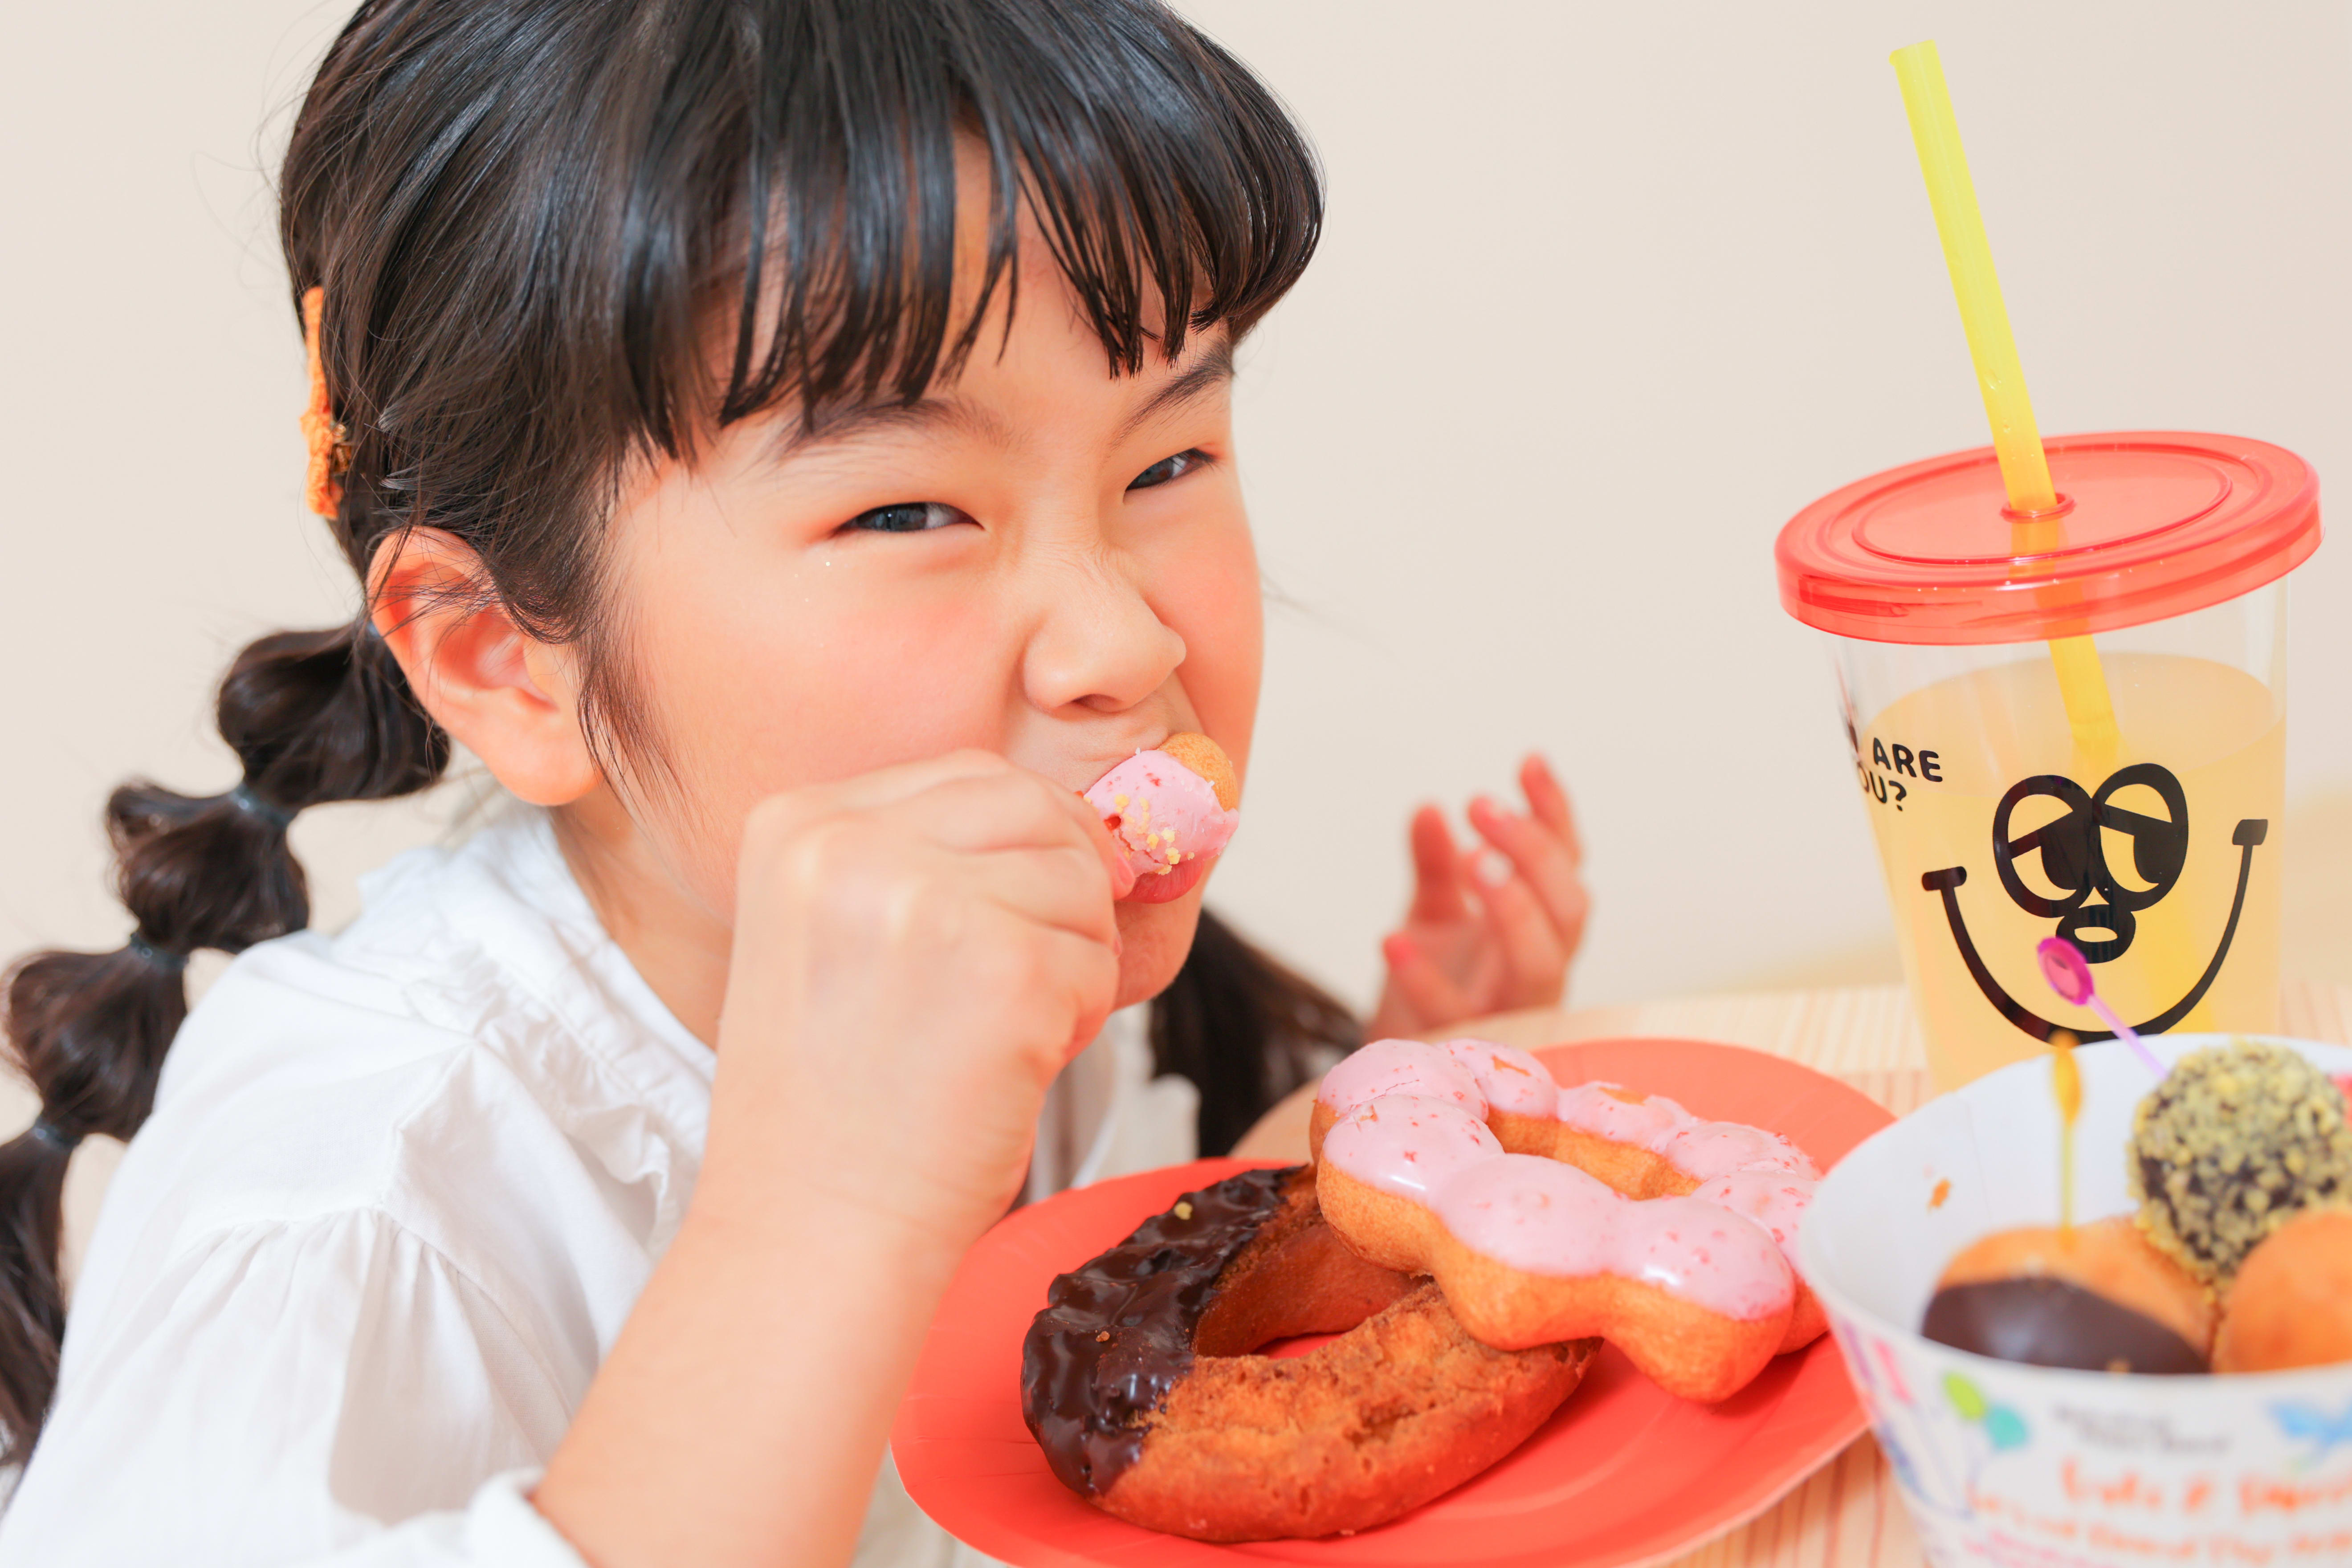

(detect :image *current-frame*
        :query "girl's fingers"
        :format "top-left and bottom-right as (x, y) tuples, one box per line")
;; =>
(1032, 925), (1123, 1063)
(1518, 754), (1580, 865)
(1382, 931), (1476, 1030)
(973, 846), (1125, 947)
(1047, 775), (1141, 897)
(1467, 794), (1586, 949)
(1467, 858), (1569, 1009)
(895, 771), (1135, 897)
(963, 908), (1123, 1076)
(742, 751), (1027, 874)
(813, 747), (1019, 815)
(1549, 876), (1590, 966)
(1405, 805), (1470, 923)
(1031, 770), (1141, 897)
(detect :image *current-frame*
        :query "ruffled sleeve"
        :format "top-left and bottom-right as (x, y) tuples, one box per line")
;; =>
(0, 1210), (588, 1566)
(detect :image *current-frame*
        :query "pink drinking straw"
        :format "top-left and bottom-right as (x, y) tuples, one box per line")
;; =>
(2035, 936), (2166, 1075)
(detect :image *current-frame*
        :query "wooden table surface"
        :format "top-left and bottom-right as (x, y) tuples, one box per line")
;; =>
(1417, 978), (2352, 1568)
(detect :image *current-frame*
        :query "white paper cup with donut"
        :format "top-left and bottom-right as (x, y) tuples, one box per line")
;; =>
(1802, 1032), (2352, 1568)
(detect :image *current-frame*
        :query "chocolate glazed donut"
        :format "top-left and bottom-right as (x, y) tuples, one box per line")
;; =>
(1022, 1166), (1598, 1542)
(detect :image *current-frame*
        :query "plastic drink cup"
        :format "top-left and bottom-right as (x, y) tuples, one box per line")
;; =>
(1778, 432), (2319, 1090)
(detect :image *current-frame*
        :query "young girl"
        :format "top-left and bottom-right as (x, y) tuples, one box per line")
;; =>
(0, 2), (1586, 1563)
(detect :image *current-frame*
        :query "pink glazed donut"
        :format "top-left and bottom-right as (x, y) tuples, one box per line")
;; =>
(1083, 733), (1239, 880)
(1307, 1038), (1826, 1403)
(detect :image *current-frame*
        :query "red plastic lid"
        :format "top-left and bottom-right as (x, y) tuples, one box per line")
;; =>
(1776, 431), (2319, 645)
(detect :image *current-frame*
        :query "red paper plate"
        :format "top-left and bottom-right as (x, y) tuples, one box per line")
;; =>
(893, 1037), (1895, 1568)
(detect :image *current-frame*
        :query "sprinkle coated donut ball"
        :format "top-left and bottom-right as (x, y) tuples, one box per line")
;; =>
(2129, 1039), (2352, 1285)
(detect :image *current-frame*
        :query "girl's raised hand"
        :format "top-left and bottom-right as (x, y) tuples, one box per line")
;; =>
(709, 749), (1134, 1248)
(541, 751), (1133, 1567)
(1367, 754), (1588, 1040)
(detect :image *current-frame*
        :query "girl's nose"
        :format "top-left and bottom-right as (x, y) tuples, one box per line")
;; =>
(1020, 550), (1187, 715)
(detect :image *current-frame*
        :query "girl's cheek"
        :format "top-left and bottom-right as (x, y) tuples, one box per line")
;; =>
(607, 543), (1020, 915)
(1158, 513), (1263, 781)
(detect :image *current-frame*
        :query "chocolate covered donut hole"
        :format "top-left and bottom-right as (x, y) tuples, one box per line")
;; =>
(1923, 1217), (2213, 1375)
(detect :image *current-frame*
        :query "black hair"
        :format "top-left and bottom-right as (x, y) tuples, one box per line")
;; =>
(1154, 911), (1357, 1157)
(0, 0), (1345, 1461)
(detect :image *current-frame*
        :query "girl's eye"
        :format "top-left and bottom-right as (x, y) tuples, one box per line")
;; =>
(1128, 449), (1207, 492)
(841, 501), (970, 534)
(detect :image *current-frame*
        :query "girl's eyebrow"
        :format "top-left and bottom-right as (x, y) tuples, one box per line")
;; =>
(770, 396), (1015, 462)
(770, 336), (1234, 464)
(1114, 338), (1235, 442)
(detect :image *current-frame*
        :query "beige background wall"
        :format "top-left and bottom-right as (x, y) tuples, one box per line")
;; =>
(4, 1), (2348, 1100)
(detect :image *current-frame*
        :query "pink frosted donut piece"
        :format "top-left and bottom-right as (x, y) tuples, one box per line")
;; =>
(1437, 1038), (1560, 1118)
(1432, 1156), (1794, 1322)
(1312, 1037), (1822, 1322)
(1320, 1096), (1502, 1201)
(1554, 1082), (1695, 1152)
(1688, 1169), (1815, 1271)
(1316, 1038), (1485, 1118)
(1083, 749), (1238, 879)
(1661, 1123), (1818, 1185)
(1555, 1083), (1817, 1186)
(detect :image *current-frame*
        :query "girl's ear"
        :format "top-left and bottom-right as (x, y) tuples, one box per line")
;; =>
(368, 528), (602, 807)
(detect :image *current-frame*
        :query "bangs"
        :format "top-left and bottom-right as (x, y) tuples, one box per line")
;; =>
(276, 0), (1321, 790)
(609, 0), (1324, 448)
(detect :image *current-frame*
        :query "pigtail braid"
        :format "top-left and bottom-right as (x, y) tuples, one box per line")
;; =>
(0, 623), (448, 1461)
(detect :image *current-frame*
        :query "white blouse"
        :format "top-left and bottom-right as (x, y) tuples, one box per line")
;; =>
(0, 808), (1197, 1566)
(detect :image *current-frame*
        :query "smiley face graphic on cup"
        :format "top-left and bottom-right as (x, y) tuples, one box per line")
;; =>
(1919, 761), (2266, 1044)
(1991, 764), (2188, 964)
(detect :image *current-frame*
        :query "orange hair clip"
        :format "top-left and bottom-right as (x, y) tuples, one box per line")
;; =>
(299, 286), (351, 518)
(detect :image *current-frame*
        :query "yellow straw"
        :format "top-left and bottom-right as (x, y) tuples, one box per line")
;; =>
(1891, 41), (2120, 761)
(2050, 1031), (2081, 1233)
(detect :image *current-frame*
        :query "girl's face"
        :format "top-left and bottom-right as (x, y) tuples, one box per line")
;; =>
(593, 252), (1262, 1007)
